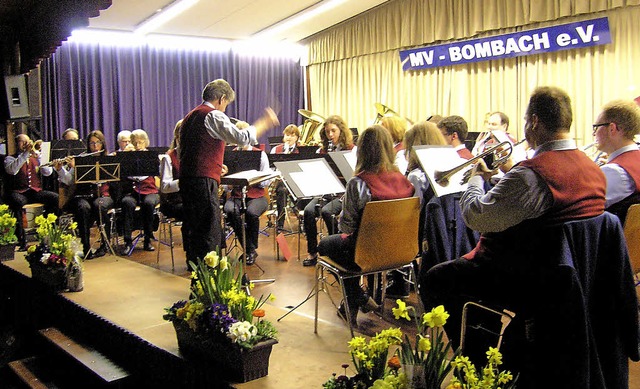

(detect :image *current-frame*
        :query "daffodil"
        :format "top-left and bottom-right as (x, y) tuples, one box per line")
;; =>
(423, 305), (449, 328)
(392, 299), (411, 321)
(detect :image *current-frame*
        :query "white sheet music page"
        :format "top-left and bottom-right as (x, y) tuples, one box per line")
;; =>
(344, 151), (357, 171)
(414, 145), (468, 197)
(291, 160), (345, 197)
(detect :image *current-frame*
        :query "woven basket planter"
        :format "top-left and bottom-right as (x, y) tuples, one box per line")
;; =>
(172, 320), (277, 383)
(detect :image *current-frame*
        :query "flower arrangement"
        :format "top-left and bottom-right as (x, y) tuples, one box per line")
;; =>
(323, 328), (407, 389)
(25, 213), (80, 268)
(163, 250), (278, 350)
(446, 347), (518, 389)
(393, 301), (460, 388)
(0, 204), (18, 245)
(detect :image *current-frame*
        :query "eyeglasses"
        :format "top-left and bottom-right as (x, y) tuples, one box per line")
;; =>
(592, 122), (611, 135)
(89, 141), (103, 146)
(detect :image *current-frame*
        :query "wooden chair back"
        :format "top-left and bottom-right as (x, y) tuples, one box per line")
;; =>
(623, 203), (640, 277)
(354, 196), (420, 273)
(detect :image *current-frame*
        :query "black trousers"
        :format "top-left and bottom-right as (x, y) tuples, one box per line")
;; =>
(181, 177), (220, 266)
(68, 195), (114, 253)
(121, 192), (159, 244)
(7, 189), (59, 246)
(303, 197), (341, 255)
(224, 196), (268, 254)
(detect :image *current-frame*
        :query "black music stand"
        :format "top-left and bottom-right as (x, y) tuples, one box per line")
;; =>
(74, 155), (121, 257)
(222, 169), (279, 287)
(273, 159), (345, 321)
(51, 140), (86, 161)
(224, 150), (262, 175)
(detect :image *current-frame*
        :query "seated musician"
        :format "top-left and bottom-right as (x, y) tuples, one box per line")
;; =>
(159, 120), (190, 264)
(437, 115), (473, 160)
(591, 99), (640, 222)
(58, 130), (114, 258)
(3, 134), (59, 251)
(380, 116), (409, 174)
(223, 141), (271, 265)
(472, 111), (528, 163)
(121, 129), (160, 254)
(421, 86), (606, 350)
(270, 124), (300, 230)
(317, 125), (415, 325)
(62, 128), (80, 141)
(302, 115), (354, 267)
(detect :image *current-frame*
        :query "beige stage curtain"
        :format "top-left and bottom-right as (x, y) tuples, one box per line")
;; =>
(305, 0), (640, 149)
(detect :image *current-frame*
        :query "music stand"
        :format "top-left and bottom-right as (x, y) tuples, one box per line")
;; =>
(327, 150), (357, 183)
(273, 159), (345, 321)
(74, 155), (121, 257)
(414, 145), (468, 197)
(224, 150), (263, 175)
(222, 169), (279, 287)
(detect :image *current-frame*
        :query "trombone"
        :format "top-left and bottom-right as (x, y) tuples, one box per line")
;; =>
(434, 141), (515, 187)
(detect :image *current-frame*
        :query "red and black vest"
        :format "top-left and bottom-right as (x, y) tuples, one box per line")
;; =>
(457, 147), (473, 160)
(272, 143), (299, 154)
(179, 104), (226, 183)
(609, 149), (640, 193)
(356, 171), (415, 200)
(464, 149), (605, 261)
(134, 176), (158, 195)
(9, 155), (42, 193)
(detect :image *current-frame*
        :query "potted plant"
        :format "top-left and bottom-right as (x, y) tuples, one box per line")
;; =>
(0, 204), (18, 261)
(163, 250), (278, 383)
(25, 213), (83, 291)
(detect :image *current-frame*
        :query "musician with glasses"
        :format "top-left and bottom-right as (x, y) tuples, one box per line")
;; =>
(422, 86), (607, 349)
(179, 79), (279, 266)
(591, 100), (640, 222)
(4, 134), (59, 251)
(58, 130), (114, 258)
(302, 115), (354, 266)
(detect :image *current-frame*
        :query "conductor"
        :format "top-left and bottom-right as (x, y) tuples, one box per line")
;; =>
(179, 79), (279, 265)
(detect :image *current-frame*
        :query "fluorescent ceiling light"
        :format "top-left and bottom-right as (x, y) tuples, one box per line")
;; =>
(253, 0), (347, 40)
(135, 0), (200, 35)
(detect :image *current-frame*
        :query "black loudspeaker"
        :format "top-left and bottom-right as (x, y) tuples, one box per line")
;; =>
(3, 74), (30, 119)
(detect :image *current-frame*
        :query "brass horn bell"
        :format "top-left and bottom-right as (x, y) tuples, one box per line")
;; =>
(298, 109), (325, 145)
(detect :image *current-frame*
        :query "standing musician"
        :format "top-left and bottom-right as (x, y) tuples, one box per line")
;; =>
(317, 125), (415, 325)
(270, 124), (300, 230)
(438, 115), (474, 160)
(4, 134), (59, 251)
(302, 115), (354, 267)
(421, 86), (607, 349)
(179, 79), (279, 266)
(223, 142), (271, 265)
(120, 129), (159, 254)
(592, 99), (640, 222)
(58, 130), (114, 258)
(380, 116), (409, 174)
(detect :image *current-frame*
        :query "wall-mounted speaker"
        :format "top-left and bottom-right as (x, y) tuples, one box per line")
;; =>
(3, 74), (30, 119)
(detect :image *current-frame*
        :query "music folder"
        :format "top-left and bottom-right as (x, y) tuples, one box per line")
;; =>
(327, 150), (357, 182)
(224, 150), (262, 175)
(274, 158), (345, 200)
(220, 170), (279, 187)
(414, 145), (468, 197)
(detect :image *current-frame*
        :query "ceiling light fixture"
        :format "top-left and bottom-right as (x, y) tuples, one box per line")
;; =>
(134, 0), (200, 35)
(253, 0), (347, 40)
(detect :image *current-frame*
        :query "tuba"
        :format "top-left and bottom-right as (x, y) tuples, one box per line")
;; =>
(373, 103), (414, 126)
(298, 109), (325, 145)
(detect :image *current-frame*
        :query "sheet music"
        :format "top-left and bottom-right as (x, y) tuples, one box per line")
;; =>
(344, 151), (357, 170)
(414, 145), (468, 197)
(39, 141), (51, 164)
(290, 160), (344, 197)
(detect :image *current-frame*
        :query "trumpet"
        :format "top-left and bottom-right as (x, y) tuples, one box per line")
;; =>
(434, 141), (515, 187)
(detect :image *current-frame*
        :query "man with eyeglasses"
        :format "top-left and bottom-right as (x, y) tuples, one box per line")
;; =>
(592, 100), (640, 222)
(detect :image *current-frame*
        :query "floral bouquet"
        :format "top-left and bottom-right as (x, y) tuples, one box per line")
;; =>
(446, 347), (518, 389)
(25, 214), (83, 290)
(0, 204), (18, 246)
(393, 302), (460, 389)
(163, 250), (277, 350)
(323, 328), (407, 389)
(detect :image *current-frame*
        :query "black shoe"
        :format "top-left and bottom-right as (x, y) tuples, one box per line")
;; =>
(144, 242), (155, 252)
(302, 254), (318, 267)
(337, 300), (358, 326)
(93, 245), (107, 258)
(359, 295), (380, 313)
(85, 250), (95, 260)
(385, 280), (410, 299)
(246, 251), (257, 265)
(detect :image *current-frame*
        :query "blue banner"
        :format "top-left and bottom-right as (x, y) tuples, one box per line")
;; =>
(400, 17), (611, 71)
